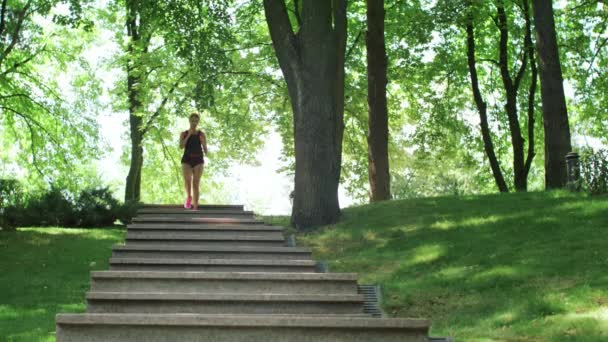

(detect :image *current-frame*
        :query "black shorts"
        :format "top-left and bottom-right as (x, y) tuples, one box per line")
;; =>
(181, 153), (204, 168)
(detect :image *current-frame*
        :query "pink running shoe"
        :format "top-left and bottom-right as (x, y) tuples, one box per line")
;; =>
(184, 196), (192, 209)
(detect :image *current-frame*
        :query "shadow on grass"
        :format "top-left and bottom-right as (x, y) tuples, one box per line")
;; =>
(299, 192), (608, 340)
(0, 228), (125, 341)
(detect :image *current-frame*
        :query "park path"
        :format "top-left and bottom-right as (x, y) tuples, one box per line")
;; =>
(55, 204), (430, 341)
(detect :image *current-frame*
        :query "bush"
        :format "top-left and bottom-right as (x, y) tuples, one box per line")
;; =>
(0, 182), (135, 229)
(114, 199), (141, 225)
(580, 149), (608, 195)
(0, 179), (25, 231)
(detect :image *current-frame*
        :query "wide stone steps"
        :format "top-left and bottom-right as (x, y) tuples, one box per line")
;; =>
(56, 314), (430, 342)
(86, 292), (365, 315)
(126, 229), (284, 239)
(132, 216), (263, 225)
(124, 235), (286, 248)
(109, 258), (317, 272)
(90, 271), (358, 294)
(56, 203), (431, 341)
(112, 245), (312, 260)
(126, 223), (283, 232)
(137, 208), (255, 217)
(141, 204), (244, 211)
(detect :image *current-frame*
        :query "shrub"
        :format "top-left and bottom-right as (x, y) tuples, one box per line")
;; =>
(0, 182), (133, 229)
(114, 199), (141, 225)
(580, 149), (608, 195)
(75, 187), (121, 227)
(0, 179), (25, 231)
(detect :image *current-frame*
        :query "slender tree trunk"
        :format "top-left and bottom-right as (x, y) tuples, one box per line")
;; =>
(532, 0), (572, 189)
(523, 0), (537, 178)
(124, 0), (146, 202)
(465, 12), (509, 193)
(366, 0), (391, 202)
(264, 0), (347, 228)
(496, 0), (527, 191)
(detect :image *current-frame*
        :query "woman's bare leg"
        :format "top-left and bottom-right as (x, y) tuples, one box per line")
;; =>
(192, 164), (204, 209)
(181, 163), (193, 204)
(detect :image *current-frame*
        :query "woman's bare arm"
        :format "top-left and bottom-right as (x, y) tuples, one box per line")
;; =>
(200, 131), (208, 155)
(179, 131), (190, 149)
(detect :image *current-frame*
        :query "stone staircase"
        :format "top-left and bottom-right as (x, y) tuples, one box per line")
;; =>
(55, 204), (431, 341)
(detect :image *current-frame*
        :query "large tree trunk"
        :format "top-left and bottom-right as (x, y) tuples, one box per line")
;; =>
(124, 0), (146, 202)
(263, 0), (347, 228)
(366, 0), (391, 202)
(532, 0), (572, 189)
(465, 13), (509, 193)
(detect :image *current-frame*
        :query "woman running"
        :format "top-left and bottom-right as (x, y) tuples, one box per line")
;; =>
(179, 112), (208, 209)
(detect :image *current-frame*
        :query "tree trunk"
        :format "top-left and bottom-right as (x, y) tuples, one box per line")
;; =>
(366, 0), (391, 202)
(124, 0), (146, 202)
(523, 0), (537, 180)
(496, 0), (527, 191)
(465, 14), (509, 193)
(263, 0), (347, 228)
(532, 0), (572, 189)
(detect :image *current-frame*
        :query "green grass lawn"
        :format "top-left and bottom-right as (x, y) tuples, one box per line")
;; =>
(292, 191), (608, 341)
(1, 191), (606, 341)
(0, 227), (125, 342)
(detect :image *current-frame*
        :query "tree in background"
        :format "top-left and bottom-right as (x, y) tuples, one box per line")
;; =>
(366, 0), (391, 201)
(0, 0), (102, 191)
(118, 0), (236, 202)
(532, 0), (572, 189)
(263, 0), (348, 227)
(465, 0), (509, 192)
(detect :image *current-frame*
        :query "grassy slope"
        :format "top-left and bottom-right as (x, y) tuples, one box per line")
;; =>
(1, 192), (606, 341)
(0, 227), (125, 341)
(294, 191), (608, 341)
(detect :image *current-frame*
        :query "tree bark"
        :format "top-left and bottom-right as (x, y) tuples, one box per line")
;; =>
(523, 0), (537, 179)
(366, 0), (391, 202)
(263, 0), (347, 228)
(496, 0), (529, 191)
(124, 0), (146, 202)
(531, 0), (572, 189)
(465, 12), (509, 193)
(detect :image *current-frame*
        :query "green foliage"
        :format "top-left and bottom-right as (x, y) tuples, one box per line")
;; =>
(0, 0), (103, 189)
(0, 183), (132, 229)
(560, 1), (608, 143)
(298, 191), (608, 340)
(581, 149), (608, 195)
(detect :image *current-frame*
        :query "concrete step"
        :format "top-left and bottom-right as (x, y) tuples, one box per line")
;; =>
(86, 292), (365, 315)
(125, 229), (284, 240)
(112, 245), (312, 260)
(109, 258), (317, 272)
(142, 204), (245, 211)
(124, 234), (286, 248)
(126, 223), (284, 231)
(137, 208), (254, 216)
(56, 313), (429, 342)
(132, 217), (263, 225)
(90, 271), (359, 295)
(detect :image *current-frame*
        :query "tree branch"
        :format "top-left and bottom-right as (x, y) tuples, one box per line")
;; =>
(0, 2), (31, 67)
(346, 29), (363, 61)
(141, 70), (190, 136)
(479, 58), (500, 67)
(263, 0), (299, 76)
(0, 0), (8, 36)
(294, 0), (302, 28)
(0, 45), (46, 79)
